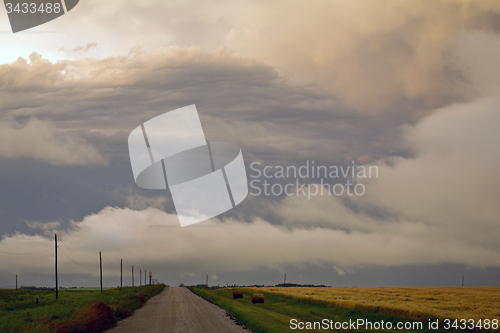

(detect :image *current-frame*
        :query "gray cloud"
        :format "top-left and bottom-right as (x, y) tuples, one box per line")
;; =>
(1, 39), (499, 261)
(0, 48), (410, 164)
(0, 48), (411, 239)
(1, 0), (500, 287)
(1, 205), (499, 281)
(0, 118), (107, 166)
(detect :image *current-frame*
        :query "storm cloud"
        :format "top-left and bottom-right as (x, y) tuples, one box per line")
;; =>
(1, 0), (500, 287)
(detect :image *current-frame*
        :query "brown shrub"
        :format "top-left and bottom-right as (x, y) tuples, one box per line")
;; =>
(232, 290), (243, 299)
(112, 305), (132, 320)
(55, 301), (116, 333)
(251, 293), (265, 304)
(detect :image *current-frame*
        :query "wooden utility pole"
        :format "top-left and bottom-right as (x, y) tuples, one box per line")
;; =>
(55, 234), (58, 299)
(284, 273), (286, 287)
(132, 266), (134, 287)
(120, 259), (123, 288)
(99, 251), (102, 293)
(149, 271), (152, 285)
(16, 275), (17, 290)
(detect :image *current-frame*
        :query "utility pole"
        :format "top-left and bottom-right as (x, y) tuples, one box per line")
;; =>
(16, 275), (17, 290)
(140, 270), (142, 286)
(132, 266), (134, 287)
(284, 273), (286, 287)
(149, 271), (152, 285)
(55, 234), (58, 299)
(99, 251), (102, 293)
(144, 269), (146, 285)
(120, 259), (123, 288)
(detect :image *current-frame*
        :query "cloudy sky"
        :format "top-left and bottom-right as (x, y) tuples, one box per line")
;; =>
(1, 0), (500, 288)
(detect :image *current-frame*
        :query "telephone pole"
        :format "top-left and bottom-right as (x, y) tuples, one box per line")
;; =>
(132, 266), (134, 287)
(99, 251), (102, 293)
(120, 259), (123, 288)
(149, 271), (152, 285)
(55, 234), (58, 299)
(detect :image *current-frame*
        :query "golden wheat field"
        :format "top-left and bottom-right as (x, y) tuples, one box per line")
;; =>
(253, 287), (500, 323)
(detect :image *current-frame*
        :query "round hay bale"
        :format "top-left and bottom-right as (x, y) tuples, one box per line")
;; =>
(232, 290), (243, 299)
(251, 293), (265, 304)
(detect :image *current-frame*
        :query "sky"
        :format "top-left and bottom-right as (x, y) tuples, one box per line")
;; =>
(1, 0), (500, 288)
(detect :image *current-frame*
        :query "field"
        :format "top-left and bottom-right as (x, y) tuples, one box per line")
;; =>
(254, 287), (500, 324)
(189, 287), (469, 333)
(0, 285), (165, 333)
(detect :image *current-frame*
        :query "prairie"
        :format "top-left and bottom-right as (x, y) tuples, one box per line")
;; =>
(0, 285), (165, 333)
(254, 287), (500, 323)
(189, 287), (466, 333)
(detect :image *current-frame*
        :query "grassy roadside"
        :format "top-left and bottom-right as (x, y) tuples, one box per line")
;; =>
(189, 287), (468, 333)
(0, 285), (165, 333)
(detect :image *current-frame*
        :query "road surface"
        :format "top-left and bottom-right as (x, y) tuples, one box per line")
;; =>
(106, 287), (249, 333)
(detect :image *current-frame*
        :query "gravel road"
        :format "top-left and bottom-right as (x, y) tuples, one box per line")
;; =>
(106, 287), (250, 333)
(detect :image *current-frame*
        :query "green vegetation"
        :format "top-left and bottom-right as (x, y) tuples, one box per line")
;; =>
(188, 287), (466, 333)
(0, 285), (165, 333)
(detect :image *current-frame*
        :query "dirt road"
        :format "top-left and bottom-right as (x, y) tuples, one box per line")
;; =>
(106, 287), (249, 333)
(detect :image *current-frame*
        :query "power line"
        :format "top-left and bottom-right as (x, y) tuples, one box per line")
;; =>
(101, 254), (117, 270)
(59, 240), (93, 259)
(0, 248), (52, 255)
(102, 260), (114, 271)
(58, 247), (94, 268)
(101, 253), (113, 264)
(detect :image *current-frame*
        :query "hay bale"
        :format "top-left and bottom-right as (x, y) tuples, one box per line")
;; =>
(232, 290), (243, 299)
(251, 293), (265, 304)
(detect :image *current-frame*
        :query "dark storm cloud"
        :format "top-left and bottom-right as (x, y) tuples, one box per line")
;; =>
(1, 27), (500, 288)
(0, 48), (410, 160)
(0, 47), (413, 237)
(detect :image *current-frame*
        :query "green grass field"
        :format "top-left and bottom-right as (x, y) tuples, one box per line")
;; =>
(189, 287), (468, 333)
(0, 285), (165, 333)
